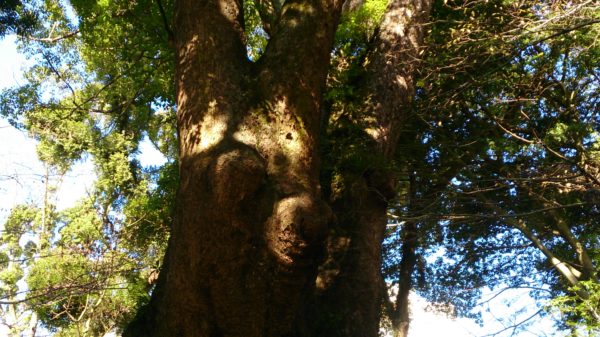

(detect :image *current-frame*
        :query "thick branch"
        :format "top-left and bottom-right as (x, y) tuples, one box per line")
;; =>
(552, 215), (598, 282)
(174, 0), (249, 157)
(155, 0), (174, 41)
(27, 29), (79, 43)
(257, 0), (344, 136)
(364, 0), (433, 159)
(485, 201), (586, 293)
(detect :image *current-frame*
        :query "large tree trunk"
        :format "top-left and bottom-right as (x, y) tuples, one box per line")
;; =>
(305, 176), (391, 337)
(124, 0), (343, 335)
(309, 1), (432, 337)
(124, 0), (432, 336)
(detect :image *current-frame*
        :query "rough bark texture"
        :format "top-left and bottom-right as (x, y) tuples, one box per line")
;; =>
(124, 0), (343, 335)
(124, 0), (432, 336)
(365, 0), (433, 159)
(306, 177), (390, 337)
(309, 1), (432, 337)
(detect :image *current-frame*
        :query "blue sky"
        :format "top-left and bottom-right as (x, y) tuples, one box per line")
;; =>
(0, 34), (566, 337)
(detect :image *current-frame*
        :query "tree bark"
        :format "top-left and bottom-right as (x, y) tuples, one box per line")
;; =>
(393, 224), (416, 337)
(308, 1), (432, 337)
(124, 0), (343, 335)
(124, 0), (433, 336)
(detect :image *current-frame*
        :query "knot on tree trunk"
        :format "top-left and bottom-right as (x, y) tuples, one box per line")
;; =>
(209, 146), (267, 208)
(266, 192), (329, 267)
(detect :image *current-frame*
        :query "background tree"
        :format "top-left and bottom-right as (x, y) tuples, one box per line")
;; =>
(380, 1), (599, 335)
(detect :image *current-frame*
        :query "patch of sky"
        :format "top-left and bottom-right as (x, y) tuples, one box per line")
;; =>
(560, 147), (577, 158)
(136, 134), (168, 168)
(522, 143), (546, 160)
(450, 177), (461, 186)
(582, 131), (599, 147)
(425, 147), (440, 163)
(520, 44), (551, 74)
(0, 36), (27, 88)
(536, 97), (554, 118)
(452, 174), (472, 189)
(501, 150), (517, 163)
(0, 122), (97, 222)
(151, 97), (174, 112)
(425, 245), (448, 264)
(0, 125), (43, 223)
(421, 131), (432, 144)
(552, 53), (577, 81)
(0, 34), (96, 214)
(486, 147), (497, 160)
(62, 0), (80, 26)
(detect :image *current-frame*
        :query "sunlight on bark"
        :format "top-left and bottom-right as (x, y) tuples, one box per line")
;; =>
(199, 100), (229, 151)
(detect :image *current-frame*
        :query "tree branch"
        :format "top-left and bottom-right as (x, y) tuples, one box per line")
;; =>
(27, 29), (80, 43)
(482, 309), (543, 337)
(534, 19), (600, 45)
(155, 0), (174, 41)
